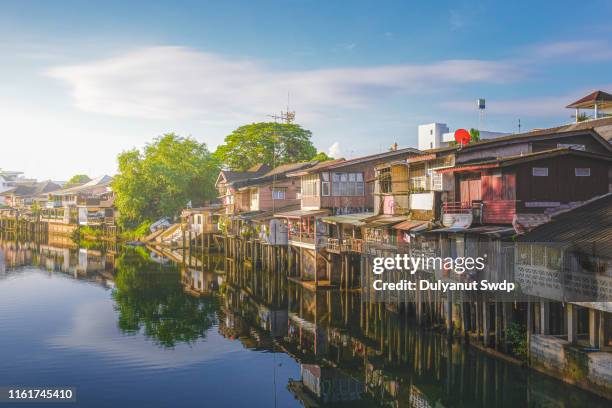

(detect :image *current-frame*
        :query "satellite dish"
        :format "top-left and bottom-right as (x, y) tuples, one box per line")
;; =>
(454, 129), (471, 145)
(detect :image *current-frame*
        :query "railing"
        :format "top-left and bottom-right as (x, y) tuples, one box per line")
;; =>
(288, 231), (315, 244)
(441, 201), (473, 214)
(327, 238), (341, 252)
(346, 238), (364, 253)
(77, 198), (102, 206)
(201, 224), (219, 233)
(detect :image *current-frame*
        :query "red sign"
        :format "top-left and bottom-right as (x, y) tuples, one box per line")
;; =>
(454, 128), (471, 145)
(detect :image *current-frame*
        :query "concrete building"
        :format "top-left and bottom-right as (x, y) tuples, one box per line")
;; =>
(418, 122), (509, 151)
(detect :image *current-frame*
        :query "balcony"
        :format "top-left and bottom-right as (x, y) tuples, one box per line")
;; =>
(441, 202), (477, 228)
(77, 197), (102, 206)
(441, 200), (516, 227)
(326, 238), (341, 253)
(288, 230), (316, 246)
(324, 237), (365, 253)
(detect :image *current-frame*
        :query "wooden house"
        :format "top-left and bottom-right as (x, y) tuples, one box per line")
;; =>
(516, 194), (612, 396)
(215, 164), (271, 215)
(275, 147), (420, 287)
(405, 118), (612, 229)
(437, 148), (611, 227)
(42, 175), (116, 229)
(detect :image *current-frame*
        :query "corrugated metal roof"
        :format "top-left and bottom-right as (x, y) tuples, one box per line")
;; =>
(518, 194), (612, 257)
(437, 148), (611, 174)
(274, 209), (330, 218)
(364, 215), (409, 228)
(393, 220), (430, 231)
(320, 212), (374, 226)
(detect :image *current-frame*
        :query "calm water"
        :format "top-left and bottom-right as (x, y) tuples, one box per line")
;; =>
(0, 239), (609, 407)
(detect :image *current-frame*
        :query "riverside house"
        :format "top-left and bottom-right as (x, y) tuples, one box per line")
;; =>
(517, 194), (612, 397)
(215, 164), (271, 216)
(41, 175), (116, 235)
(275, 146), (421, 287)
(215, 162), (316, 239)
(0, 180), (61, 209)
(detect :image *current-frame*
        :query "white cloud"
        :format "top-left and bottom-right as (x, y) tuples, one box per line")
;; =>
(530, 40), (612, 61)
(46, 46), (523, 122)
(328, 141), (341, 158)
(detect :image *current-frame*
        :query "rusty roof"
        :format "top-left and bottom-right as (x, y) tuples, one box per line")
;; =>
(287, 148), (423, 177)
(436, 147), (612, 174)
(518, 193), (612, 258)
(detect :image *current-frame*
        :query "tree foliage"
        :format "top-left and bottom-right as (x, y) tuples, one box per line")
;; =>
(65, 174), (91, 187)
(113, 133), (219, 228)
(213, 122), (317, 171)
(469, 128), (481, 143)
(112, 248), (218, 348)
(311, 151), (334, 161)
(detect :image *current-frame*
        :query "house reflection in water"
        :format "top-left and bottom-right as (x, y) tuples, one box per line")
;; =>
(0, 236), (116, 288)
(289, 364), (364, 405)
(212, 258), (610, 407)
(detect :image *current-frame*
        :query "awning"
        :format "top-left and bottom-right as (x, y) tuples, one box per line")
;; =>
(274, 209), (330, 219)
(393, 220), (430, 232)
(237, 210), (264, 220)
(363, 215), (409, 228)
(320, 212), (374, 226)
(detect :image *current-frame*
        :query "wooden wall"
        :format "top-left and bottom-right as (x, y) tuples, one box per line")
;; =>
(515, 155), (609, 207)
(257, 178), (301, 211)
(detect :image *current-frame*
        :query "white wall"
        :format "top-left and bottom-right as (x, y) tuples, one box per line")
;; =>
(418, 123), (449, 151)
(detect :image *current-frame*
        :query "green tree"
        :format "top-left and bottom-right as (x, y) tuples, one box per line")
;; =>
(65, 174), (91, 187)
(469, 128), (481, 143)
(311, 151), (334, 161)
(113, 133), (219, 228)
(213, 122), (317, 171)
(112, 248), (218, 348)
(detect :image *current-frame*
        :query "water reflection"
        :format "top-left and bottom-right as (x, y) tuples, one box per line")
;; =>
(113, 248), (219, 348)
(0, 236), (609, 407)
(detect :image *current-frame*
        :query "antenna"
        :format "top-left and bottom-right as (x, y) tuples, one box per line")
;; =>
(268, 93), (296, 124)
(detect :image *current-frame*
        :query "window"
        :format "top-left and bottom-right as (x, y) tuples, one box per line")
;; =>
(321, 172), (330, 196)
(431, 172), (443, 191)
(250, 189), (259, 209)
(331, 172), (364, 196)
(302, 174), (319, 196)
(575, 168), (590, 177)
(532, 167), (548, 177)
(379, 168), (392, 193)
(272, 187), (286, 200)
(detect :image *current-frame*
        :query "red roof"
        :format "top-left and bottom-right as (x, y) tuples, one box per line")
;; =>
(566, 90), (612, 108)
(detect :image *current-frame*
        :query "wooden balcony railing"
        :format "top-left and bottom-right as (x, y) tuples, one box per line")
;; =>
(346, 238), (364, 253)
(327, 238), (341, 252)
(288, 232), (315, 245)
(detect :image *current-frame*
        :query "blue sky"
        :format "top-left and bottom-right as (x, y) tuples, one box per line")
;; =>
(2, 0), (611, 179)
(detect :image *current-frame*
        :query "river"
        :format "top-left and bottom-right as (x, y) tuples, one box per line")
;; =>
(0, 239), (608, 407)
